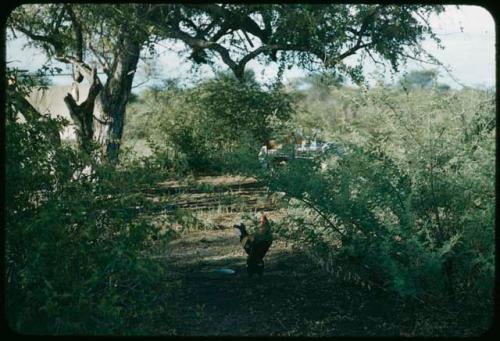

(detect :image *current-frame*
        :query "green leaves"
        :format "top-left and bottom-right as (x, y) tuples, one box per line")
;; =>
(124, 74), (293, 174)
(437, 234), (461, 258)
(268, 85), (494, 309)
(5, 68), (176, 334)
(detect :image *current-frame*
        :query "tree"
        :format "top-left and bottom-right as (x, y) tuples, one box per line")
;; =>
(399, 69), (439, 89)
(164, 4), (445, 82)
(125, 72), (293, 172)
(8, 4), (445, 163)
(399, 69), (453, 92)
(291, 72), (345, 100)
(8, 4), (154, 161)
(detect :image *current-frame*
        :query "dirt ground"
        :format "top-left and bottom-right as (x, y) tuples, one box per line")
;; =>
(149, 175), (411, 336)
(162, 227), (410, 337)
(144, 175), (488, 337)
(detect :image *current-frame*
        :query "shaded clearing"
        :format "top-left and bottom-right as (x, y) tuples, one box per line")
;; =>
(141, 175), (479, 337)
(162, 229), (405, 336)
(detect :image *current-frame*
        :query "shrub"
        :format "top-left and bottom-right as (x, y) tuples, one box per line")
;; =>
(5, 68), (175, 335)
(123, 73), (294, 174)
(265, 86), (495, 319)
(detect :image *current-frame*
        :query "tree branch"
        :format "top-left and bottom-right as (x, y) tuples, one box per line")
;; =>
(88, 42), (112, 75)
(322, 7), (381, 68)
(17, 93), (43, 121)
(189, 4), (270, 43)
(235, 43), (307, 75)
(86, 67), (103, 102)
(180, 17), (203, 37)
(294, 195), (347, 238)
(242, 29), (255, 48)
(12, 25), (63, 55)
(365, 47), (385, 68)
(53, 54), (96, 82)
(64, 4), (83, 61)
(169, 27), (239, 72)
(325, 43), (371, 68)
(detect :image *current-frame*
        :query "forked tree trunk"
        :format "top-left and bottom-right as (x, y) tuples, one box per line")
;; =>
(63, 67), (102, 153)
(61, 37), (142, 163)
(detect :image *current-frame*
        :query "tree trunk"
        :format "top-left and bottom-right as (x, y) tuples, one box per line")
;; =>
(100, 36), (142, 164)
(60, 36), (142, 163)
(63, 67), (102, 153)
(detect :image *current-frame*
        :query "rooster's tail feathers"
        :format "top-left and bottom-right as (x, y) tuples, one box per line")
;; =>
(233, 223), (247, 237)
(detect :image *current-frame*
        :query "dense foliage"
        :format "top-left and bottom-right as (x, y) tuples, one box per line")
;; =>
(5, 68), (175, 334)
(6, 2), (493, 336)
(123, 73), (292, 173)
(265, 84), (495, 332)
(123, 74), (494, 325)
(9, 61), (494, 335)
(8, 3), (444, 161)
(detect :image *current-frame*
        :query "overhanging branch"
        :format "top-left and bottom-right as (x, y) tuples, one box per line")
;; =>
(54, 54), (98, 83)
(169, 27), (239, 72)
(12, 25), (63, 55)
(65, 4), (83, 61)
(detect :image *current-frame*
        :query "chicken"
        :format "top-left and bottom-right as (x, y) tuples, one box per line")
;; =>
(234, 214), (273, 276)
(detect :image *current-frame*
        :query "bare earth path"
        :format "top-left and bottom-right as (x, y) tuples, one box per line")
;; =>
(163, 228), (405, 336)
(151, 175), (406, 336)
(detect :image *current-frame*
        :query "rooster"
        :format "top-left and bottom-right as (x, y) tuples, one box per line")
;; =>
(234, 214), (273, 276)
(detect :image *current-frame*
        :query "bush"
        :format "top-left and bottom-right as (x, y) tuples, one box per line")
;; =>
(5, 68), (175, 334)
(123, 73), (294, 174)
(265, 86), (494, 321)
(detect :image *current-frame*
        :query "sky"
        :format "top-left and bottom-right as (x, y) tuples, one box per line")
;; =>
(6, 5), (496, 90)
